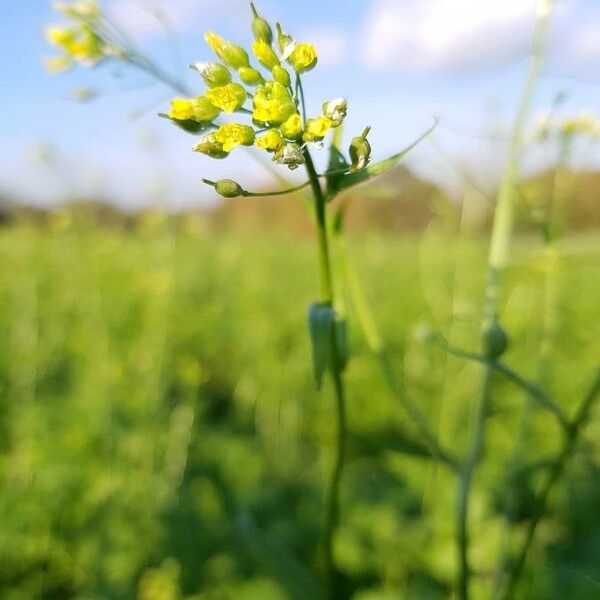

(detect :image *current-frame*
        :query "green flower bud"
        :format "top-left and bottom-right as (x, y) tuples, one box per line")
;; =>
(349, 126), (372, 171)
(250, 3), (273, 44)
(252, 39), (280, 70)
(238, 66), (264, 86)
(272, 65), (291, 87)
(215, 179), (245, 198)
(275, 23), (294, 55)
(204, 31), (249, 69)
(287, 43), (318, 73)
(273, 143), (305, 170)
(192, 133), (229, 159)
(322, 98), (348, 127)
(483, 321), (509, 360)
(190, 62), (231, 88)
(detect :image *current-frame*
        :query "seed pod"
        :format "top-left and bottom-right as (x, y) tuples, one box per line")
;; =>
(483, 321), (509, 359)
(250, 3), (273, 44)
(349, 126), (372, 171)
(215, 179), (245, 198)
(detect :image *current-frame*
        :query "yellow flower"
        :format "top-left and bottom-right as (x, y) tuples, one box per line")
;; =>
(252, 39), (280, 70)
(214, 123), (256, 152)
(280, 113), (303, 140)
(192, 133), (229, 159)
(205, 83), (247, 113)
(256, 129), (284, 152)
(204, 32), (249, 69)
(287, 43), (318, 73)
(168, 97), (220, 122)
(252, 81), (296, 126)
(303, 116), (332, 142)
(238, 67), (264, 86)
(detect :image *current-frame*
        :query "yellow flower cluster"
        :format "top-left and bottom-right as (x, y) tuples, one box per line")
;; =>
(166, 3), (347, 168)
(45, 1), (111, 72)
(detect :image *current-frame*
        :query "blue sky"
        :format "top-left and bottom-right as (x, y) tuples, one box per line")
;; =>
(3, 0), (600, 207)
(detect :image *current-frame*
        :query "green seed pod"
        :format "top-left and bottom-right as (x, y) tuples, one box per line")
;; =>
(483, 321), (509, 359)
(238, 66), (264, 86)
(349, 126), (372, 171)
(190, 62), (231, 88)
(250, 3), (273, 44)
(215, 179), (245, 198)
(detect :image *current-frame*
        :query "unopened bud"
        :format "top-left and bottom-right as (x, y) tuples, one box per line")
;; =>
(238, 67), (264, 86)
(272, 65), (291, 87)
(275, 23), (294, 55)
(190, 62), (231, 88)
(322, 98), (348, 127)
(204, 31), (249, 69)
(483, 321), (509, 360)
(215, 179), (245, 198)
(273, 143), (305, 170)
(250, 3), (273, 44)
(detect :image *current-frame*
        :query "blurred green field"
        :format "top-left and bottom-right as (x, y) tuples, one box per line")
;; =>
(0, 218), (598, 600)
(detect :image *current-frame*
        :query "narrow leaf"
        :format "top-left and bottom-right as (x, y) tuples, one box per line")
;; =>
(158, 112), (213, 135)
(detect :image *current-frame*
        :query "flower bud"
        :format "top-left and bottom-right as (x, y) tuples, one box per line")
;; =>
(252, 39), (280, 70)
(205, 83), (247, 113)
(280, 113), (303, 140)
(250, 3), (273, 44)
(349, 126), (372, 171)
(215, 179), (245, 198)
(256, 128), (284, 152)
(238, 67), (264, 86)
(303, 116), (333, 143)
(273, 143), (305, 170)
(190, 62), (231, 88)
(483, 321), (509, 360)
(275, 23), (294, 55)
(204, 31), (249, 69)
(287, 43), (318, 73)
(46, 26), (76, 47)
(272, 65), (291, 87)
(192, 133), (229, 159)
(322, 98), (348, 127)
(214, 123), (256, 152)
(168, 97), (220, 123)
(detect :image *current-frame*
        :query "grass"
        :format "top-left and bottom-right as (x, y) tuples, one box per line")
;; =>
(0, 219), (598, 599)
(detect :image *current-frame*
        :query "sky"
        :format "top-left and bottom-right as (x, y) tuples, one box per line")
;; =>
(2, 0), (600, 207)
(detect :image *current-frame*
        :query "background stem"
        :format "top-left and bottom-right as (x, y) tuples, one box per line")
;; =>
(455, 2), (554, 598)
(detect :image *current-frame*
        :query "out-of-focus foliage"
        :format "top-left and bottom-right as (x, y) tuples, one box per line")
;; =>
(0, 205), (598, 599)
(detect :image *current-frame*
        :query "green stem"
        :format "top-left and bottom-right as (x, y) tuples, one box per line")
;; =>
(455, 2), (554, 598)
(495, 369), (600, 600)
(303, 148), (347, 599)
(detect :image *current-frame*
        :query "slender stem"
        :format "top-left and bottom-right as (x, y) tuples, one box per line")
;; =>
(455, 3), (554, 597)
(495, 369), (600, 600)
(303, 148), (347, 599)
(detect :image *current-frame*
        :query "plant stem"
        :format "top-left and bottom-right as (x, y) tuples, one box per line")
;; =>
(495, 369), (600, 600)
(455, 2), (554, 598)
(303, 148), (347, 599)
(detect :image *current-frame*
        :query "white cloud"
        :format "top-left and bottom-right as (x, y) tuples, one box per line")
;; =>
(298, 27), (349, 69)
(362, 0), (538, 74)
(106, 0), (244, 37)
